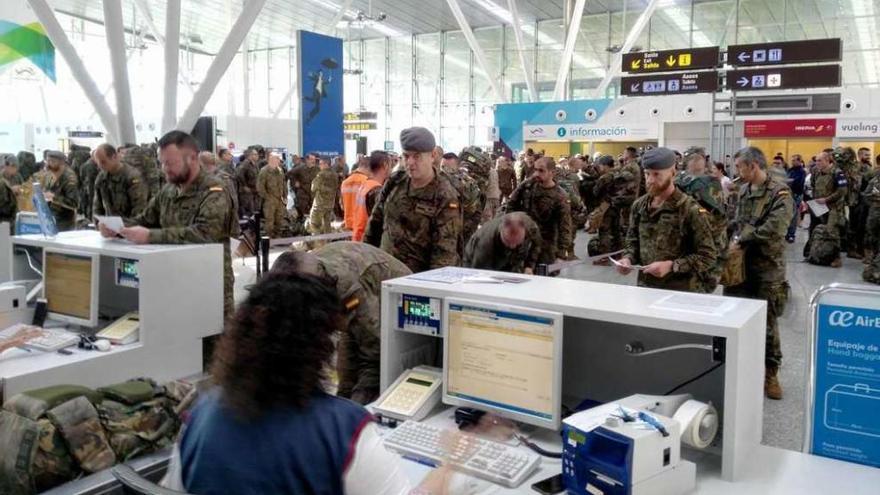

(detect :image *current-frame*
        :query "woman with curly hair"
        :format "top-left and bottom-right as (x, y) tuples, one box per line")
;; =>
(161, 273), (451, 494)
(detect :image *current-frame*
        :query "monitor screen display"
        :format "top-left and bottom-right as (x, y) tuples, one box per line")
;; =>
(444, 299), (562, 429)
(44, 250), (97, 325)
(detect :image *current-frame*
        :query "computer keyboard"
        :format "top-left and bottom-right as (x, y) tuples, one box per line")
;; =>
(383, 421), (541, 488)
(0, 323), (79, 352)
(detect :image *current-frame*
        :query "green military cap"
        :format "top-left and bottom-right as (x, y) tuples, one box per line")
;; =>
(400, 127), (436, 152)
(642, 147), (676, 170)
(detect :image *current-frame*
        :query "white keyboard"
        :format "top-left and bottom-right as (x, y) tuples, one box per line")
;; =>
(0, 324), (79, 352)
(383, 421), (541, 488)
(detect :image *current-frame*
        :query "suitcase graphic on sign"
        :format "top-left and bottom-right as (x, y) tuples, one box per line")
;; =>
(824, 383), (880, 438)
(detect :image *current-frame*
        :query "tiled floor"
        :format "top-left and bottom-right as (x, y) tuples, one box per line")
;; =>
(561, 227), (870, 452)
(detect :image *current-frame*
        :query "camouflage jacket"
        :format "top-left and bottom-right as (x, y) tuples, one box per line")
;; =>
(311, 168), (339, 209)
(123, 147), (161, 200)
(675, 173), (728, 247)
(235, 160), (259, 195)
(812, 166), (848, 220)
(624, 188), (718, 292)
(78, 159), (100, 219)
(132, 169), (235, 245)
(496, 165), (517, 196)
(312, 241), (411, 397)
(288, 163), (319, 193)
(504, 179), (573, 262)
(364, 169), (462, 273)
(45, 167), (79, 229)
(93, 163), (149, 219)
(441, 167), (481, 248)
(863, 172), (880, 208)
(732, 175), (793, 283)
(257, 166), (286, 203)
(213, 169), (240, 224)
(463, 214), (542, 272)
(612, 161), (641, 208)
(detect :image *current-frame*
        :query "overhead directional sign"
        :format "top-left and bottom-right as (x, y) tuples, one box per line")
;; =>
(728, 38), (842, 66)
(621, 71), (719, 96)
(726, 64), (841, 91)
(622, 46), (719, 73)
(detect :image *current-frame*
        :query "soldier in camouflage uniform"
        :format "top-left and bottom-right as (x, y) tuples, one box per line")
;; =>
(235, 148), (260, 218)
(92, 144), (149, 219)
(308, 157), (339, 234)
(256, 153), (287, 238)
(515, 151), (535, 184)
(804, 150), (848, 267)
(724, 147), (793, 400)
(618, 147), (643, 240)
(459, 146), (491, 208)
(102, 131), (237, 317)
(271, 242), (412, 404)
(496, 155), (517, 202)
(43, 151), (79, 231)
(588, 155), (622, 258)
(504, 157), (573, 265)
(463, 212), (542, 274)
(217, 147), (236, 176)
(555, 157), (586, 259)
(862, 158), (880, 283)
(848, 147), (874, 258)
(441, 152), (482, 248)
(200, 151), (239, 226)
(616, 148), (718, 293)
(288, 153), (320, 219)
(675, 147), (728, 293)
(121, 145), (161, 201)
(365, 127), (462, 273)
(833, 147), (861, 255)
(78, 157), (99, 222)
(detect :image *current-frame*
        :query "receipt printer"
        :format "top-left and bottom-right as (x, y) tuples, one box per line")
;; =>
(562, 395), (708, 495)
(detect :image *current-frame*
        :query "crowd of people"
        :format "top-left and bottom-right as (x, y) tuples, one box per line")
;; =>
(4, 127), (880, 493)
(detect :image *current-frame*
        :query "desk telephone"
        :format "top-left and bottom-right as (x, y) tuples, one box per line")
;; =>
(371, 366), (442, 422)
(96, 312), (139, 345)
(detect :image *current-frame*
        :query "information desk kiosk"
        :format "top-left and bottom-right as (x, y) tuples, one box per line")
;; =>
(380, 267), (766, 483)
(0, 230), (224, 401)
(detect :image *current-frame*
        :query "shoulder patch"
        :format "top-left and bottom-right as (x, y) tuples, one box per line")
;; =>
(448, 202), (459, 209)
(209, 186), (224, 192)
(698, 207), (708, 214)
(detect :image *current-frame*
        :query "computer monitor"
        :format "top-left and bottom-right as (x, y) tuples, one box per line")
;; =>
(442, 298), (563, 430)
(43, 248), (100, 327)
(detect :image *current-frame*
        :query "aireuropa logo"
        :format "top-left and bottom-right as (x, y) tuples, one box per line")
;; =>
(557, 127), (567, 137)
(828, 310), (856, 328)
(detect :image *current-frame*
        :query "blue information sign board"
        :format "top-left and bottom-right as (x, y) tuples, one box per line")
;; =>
(808, 294), (880, 468)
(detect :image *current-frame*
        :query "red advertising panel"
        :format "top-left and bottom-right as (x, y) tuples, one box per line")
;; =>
(744, 119), (836, 138)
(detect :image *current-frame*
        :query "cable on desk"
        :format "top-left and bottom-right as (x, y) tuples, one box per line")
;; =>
(625, 342), (713, 357)
(514, 433), (562, 459)
(664, 362), (725, 396)
(15, 248), (43, 277)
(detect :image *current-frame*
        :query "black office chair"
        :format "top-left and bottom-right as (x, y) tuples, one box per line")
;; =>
(111, 464), (192, 495)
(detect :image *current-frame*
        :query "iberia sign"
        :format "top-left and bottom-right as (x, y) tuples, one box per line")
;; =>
(622, 46), (719, 73)
(744, 119), (836, 138)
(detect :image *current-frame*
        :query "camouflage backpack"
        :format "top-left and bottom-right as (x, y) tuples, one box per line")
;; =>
(808, 224), (840, 266)
(459, 146), (491, 197)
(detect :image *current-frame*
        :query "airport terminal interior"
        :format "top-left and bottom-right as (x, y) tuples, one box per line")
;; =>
(1, 0), (880, 494)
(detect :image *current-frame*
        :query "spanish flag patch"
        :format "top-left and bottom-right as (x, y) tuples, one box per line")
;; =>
(698, 207), (708, 214)
(345, 297), (360, 310)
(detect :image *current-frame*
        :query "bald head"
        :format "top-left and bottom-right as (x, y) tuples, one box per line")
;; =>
(94, 143), (121, 173)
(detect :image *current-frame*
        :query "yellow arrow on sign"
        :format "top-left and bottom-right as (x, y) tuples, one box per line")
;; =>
(666, 55), (676, 67)
(631, 59), (641, 70)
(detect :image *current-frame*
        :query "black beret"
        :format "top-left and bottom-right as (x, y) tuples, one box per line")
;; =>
(400, 127), (436, 152)
(642, 147), (676, 170)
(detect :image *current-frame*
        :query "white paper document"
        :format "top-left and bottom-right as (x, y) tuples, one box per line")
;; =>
(806, 200), (829, 217)
(608, 257), (645, 271)
(95, 215), (125, 233)
(649, 293), (737, 316)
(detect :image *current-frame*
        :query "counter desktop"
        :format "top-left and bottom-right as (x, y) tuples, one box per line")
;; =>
(374, 267), (880, 494)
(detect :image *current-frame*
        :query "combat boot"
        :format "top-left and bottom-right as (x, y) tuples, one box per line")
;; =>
(765, 368), (783, 400)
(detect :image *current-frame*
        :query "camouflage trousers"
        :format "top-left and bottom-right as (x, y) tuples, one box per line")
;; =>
(238, 192), (258, 218)
(261, 199), (285, 238)
(866, 206), (880, 253)
(336, 323), (381, 405)
(588, 205), (623, 255)
(724, 280), (787, 369)
(294, 189), (312, 219)
(482, 197), (500, 223)
(309, 206), (333, 234)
